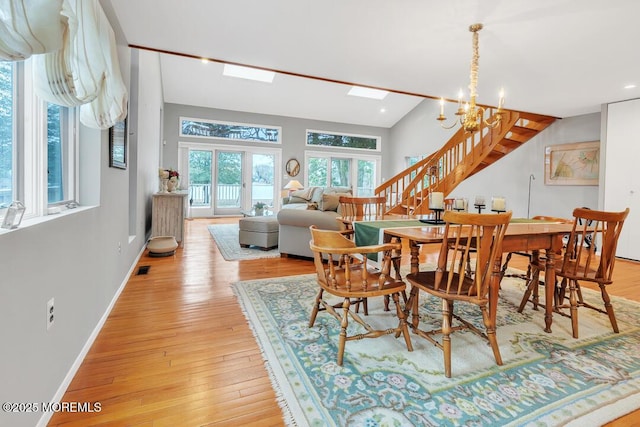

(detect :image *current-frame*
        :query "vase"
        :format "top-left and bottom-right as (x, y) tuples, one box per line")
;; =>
(167, 179), (177, 192)
(160, 178), (168, 192)
(254, 208), (264, 216)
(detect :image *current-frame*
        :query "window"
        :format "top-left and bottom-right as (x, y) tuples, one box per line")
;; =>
(0, 61), (14, 210)
(180, 117), (281, 143)
(0, 59), (78, 224)
(305, 151), (381, 196)
(306, 129), (380, 151)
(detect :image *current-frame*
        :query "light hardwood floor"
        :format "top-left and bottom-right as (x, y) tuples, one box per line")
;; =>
(49, 218), (640, 426)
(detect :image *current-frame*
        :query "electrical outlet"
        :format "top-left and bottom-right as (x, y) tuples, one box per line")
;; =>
(47, 298), (55, 330)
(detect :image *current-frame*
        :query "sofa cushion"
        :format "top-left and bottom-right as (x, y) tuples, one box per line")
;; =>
(319, 191), (352, 212)
(277, 208), (342, 230)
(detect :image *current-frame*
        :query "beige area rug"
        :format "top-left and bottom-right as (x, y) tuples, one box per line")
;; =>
(232, 269), (640, 426)
(207, 223), (280, 261)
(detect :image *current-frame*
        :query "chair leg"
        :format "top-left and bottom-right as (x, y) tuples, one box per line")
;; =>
(599, 284), (619, 333)
(309, 288), (323, 327)
(481, 304), (503, 366)
(392, 292), (413, 351)
(337, 298), (350, 366)
(518, 266), (540, 313)
(568, 279), (579, 339)
(442, 299), (453, 378)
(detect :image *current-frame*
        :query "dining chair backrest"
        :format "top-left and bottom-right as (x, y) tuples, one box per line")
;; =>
(560, 207), (630, 283)
(338, 196), (386, 218)
(435, 210), (512, 299)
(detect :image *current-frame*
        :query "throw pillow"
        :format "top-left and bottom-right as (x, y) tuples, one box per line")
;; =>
(288, 188), (314, 204)
(319, 192), (352, 211)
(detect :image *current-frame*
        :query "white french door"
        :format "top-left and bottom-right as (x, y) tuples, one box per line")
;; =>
(178, 142), (281, 217)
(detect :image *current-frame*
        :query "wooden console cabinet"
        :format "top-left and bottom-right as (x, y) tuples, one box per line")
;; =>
(152, 192), (188, 244)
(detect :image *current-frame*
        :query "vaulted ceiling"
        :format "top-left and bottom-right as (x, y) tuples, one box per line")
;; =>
(104, 0), (640, 128)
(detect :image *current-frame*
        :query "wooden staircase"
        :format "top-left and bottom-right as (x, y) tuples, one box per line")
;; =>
(376, 108), (556, 215)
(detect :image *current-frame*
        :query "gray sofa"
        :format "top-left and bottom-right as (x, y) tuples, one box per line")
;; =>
(277, 186), (351, 258)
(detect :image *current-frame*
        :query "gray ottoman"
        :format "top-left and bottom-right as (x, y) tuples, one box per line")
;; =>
(239, 216), (279, 250)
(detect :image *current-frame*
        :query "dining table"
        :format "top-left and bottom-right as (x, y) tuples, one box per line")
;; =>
(343, 216), (575, 334)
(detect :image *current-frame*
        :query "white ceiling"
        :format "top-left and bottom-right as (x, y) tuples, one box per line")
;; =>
(105, 0), (640, 128)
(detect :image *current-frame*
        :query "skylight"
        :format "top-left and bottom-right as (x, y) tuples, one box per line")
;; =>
(223, 64), (275, 83)
(348, 86), (389, 100)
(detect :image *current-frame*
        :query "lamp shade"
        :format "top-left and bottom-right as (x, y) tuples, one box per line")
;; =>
(284, 180), (303, 190)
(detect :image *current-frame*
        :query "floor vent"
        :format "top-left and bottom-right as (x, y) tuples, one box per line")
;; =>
(137, 265), (151, 275)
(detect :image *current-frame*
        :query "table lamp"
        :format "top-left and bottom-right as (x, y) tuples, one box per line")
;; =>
(284, 180), (303, 194)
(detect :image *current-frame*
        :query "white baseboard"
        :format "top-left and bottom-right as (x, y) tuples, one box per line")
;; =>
(36, 246), (146, 427)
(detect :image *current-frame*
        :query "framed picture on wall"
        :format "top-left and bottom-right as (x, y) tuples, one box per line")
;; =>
(544, 141), (600, 185)
(109, 118), (127, 169)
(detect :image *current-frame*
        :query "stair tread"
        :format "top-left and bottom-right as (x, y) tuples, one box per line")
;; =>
(378, 109), (556, 214)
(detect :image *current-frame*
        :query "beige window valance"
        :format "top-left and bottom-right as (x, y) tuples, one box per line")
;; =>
(2, 0), (128, 129)
(0, 0), (68, 61)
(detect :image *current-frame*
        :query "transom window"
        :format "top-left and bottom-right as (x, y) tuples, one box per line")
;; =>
(306, 129), (380, 151)
(180, 117), (281, 143)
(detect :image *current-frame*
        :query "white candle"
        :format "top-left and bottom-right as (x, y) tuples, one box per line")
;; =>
(429, 192), (444, 210)
(475, 196), (485, 206)
(491, 196), (506, 211)
(454, 198), (465, 210)
(439, 98), (445, 116)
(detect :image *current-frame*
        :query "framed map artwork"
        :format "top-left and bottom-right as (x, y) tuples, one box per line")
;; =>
(544, 141), (600, 186)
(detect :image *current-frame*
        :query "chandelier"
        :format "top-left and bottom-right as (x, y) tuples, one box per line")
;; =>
(437, 23), (504, 133)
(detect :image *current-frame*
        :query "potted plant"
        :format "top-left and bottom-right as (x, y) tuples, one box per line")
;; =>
(253, 202), (267, 216)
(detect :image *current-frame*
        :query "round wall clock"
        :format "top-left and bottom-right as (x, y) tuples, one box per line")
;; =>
(286, 158), (300, 177)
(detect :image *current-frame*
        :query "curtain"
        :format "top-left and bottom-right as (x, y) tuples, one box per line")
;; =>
(0, 0), (68, 61)
(1, 0), (129, 129)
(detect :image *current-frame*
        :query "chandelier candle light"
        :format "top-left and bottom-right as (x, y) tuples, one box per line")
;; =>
(437, 23), (505, 133)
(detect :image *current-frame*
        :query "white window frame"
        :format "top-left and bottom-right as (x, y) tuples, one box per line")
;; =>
(304, 150), (381, 196)
(179, 116), (282, 144)
(0, 59), (79, 225)
(306, 129), (381, 152)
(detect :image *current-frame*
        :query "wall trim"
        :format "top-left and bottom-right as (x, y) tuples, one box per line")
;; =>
(36, 245), (147, 427)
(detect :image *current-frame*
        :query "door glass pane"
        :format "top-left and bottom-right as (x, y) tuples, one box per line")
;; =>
(331, 158), (351, 188)
(357, 159), (375, 196)
(251, 153), (274, 207)
(0, 62), (13, 207)
(188, 150), (212, 207)
(308, 157), (328, 187)
(216, 151), (242, 208)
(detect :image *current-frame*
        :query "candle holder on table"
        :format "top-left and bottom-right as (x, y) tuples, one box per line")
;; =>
(420, 208), (445, 224)
(490, 196), (506, 214)
(474, 196), (485, 214)
(453, 198), (468, 212)
(420, 192), (446, 224)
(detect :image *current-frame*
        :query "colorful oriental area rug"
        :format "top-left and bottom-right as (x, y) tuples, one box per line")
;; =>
(232, 271), (640, 427)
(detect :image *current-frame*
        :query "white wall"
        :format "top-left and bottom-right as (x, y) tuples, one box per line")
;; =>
(390, 98), (601, 218)
(0, 40), (163, 427)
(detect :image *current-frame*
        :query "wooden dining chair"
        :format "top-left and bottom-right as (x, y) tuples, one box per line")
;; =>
(338, 195), (386, 220)
(338, 195), (402, 301)
(405, 210), (512, 377)
(501, 215), (573, 285)
(515, 216), (574, 313)
(308, 225), (413, 366)
(549, 207), (629, 338)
